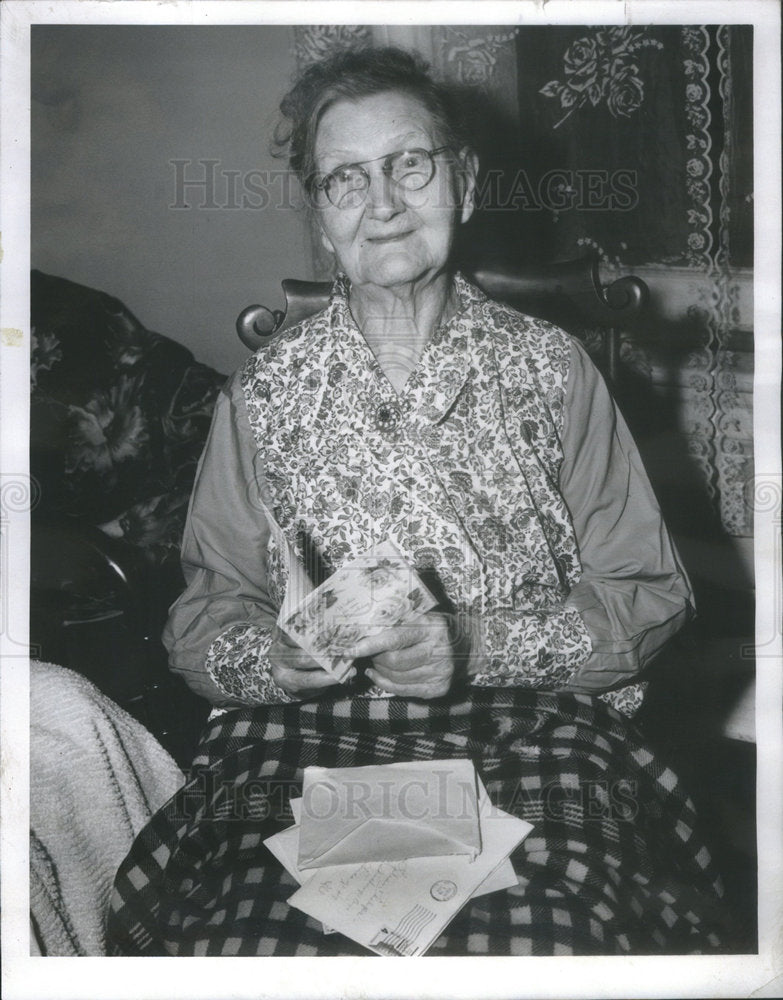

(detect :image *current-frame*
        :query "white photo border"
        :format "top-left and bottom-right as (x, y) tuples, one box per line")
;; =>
(2, 2), (780, 998)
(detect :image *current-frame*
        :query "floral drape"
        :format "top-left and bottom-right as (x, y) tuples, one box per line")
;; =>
(514, 25), (754, 538)
(514, 25), (752, 270)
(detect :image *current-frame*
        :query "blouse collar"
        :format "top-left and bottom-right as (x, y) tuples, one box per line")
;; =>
(327, 272), (483, 423)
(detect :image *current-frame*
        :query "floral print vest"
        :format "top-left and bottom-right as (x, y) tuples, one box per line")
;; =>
(240, 273), (582, 638)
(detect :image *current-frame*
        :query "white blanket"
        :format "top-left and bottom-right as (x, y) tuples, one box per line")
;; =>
(30, 661), (185, 956)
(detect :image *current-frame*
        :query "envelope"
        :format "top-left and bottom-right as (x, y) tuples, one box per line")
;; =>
(288, 789), (533, 956)
(297, 759), (481, 870)
(266, 793), (518, 900)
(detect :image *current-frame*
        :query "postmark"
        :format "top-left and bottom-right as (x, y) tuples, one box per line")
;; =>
(430, 879), (458, 902)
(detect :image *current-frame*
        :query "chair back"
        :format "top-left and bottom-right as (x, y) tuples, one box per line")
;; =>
(236, 253), (649, 382)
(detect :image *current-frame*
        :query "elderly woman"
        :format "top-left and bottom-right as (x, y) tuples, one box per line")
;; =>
(163, 48), (690, 716)
(110, 48), (724, 956)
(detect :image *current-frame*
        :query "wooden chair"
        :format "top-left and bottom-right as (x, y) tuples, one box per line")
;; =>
(236, 252), (649, 384)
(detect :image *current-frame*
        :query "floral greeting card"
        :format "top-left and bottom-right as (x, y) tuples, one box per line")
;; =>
(277, 540), (438, 681)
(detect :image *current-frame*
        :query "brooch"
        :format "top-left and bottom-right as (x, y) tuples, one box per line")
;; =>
(372, 399), (403, 438)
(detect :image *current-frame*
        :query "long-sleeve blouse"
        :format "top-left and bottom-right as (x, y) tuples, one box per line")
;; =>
(162, 274), (693, 717)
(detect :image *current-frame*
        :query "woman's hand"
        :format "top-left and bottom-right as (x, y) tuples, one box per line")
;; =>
(268, 627), (355, 698)
(346, 612), (461, 700)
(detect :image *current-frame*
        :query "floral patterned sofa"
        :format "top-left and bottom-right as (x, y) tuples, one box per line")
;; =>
(30, 270), (226, 764)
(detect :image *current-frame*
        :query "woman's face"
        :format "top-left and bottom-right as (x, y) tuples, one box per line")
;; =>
(313, 91), (477, 290)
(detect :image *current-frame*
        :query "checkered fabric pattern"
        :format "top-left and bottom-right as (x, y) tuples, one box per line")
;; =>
(108, 689), (726, 956)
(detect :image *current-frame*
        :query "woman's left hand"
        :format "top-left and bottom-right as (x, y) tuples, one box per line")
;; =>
(345, 612), (458, 699)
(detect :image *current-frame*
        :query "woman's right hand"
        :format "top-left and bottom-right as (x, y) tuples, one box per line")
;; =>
(268, 626), (355, 697)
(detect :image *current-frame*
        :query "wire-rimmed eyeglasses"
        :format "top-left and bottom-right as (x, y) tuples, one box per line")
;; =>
(310, 147), (451, 210)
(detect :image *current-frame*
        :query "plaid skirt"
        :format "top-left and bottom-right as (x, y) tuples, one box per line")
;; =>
(108, 688), (727, 956)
